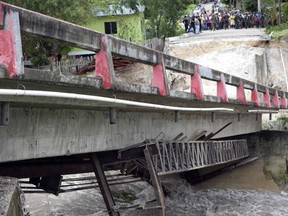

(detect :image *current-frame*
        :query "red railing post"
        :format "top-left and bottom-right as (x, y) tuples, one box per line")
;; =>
(280, 92), (287, 108)
(272, 90), (280, 109)
(95, 35), (115, 89)
(236, 79), (246, 105)
(0, 4), (23, 77)
(263, 88), (271, 108)
(251, 84), (259, 106)
(191, 64), (203, 100)
(217, 73), (228, 102)
(152, 53), (169, 96)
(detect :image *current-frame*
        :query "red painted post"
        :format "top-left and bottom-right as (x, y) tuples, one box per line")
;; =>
(95, 35), (114, 89)
(152, 54), (168, 96)
(263, 88), (271, 108)
(236, 79), (246, 105)
(280, 93), (287, 109)
(191, 64), (203, 100)
(0, 7), (22, 77)
(217, 73), (228, 102)
(251, 84), (259, 106)
(272, 90), (280, 109)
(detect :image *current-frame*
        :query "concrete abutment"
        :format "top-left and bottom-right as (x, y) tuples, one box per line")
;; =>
(0, 177), (25, 216)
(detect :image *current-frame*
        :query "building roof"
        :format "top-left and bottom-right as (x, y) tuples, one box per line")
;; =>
(94, 5), (145, 17)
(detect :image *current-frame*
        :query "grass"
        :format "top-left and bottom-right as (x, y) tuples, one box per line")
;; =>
(277, 115), (288, 127)
(112, 189), (136, 204)
(183, 4), (196, 16)
(265, 22), (288, 39)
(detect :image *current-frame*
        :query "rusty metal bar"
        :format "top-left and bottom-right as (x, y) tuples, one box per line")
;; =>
(155, 139), (248, 175)
(143, 146), (166, 216)
(90, 153), (120, 216)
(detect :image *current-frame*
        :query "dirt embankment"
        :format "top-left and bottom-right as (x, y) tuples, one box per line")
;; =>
(165, 32), (288, 92)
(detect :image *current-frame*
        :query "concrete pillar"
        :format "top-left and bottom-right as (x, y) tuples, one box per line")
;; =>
(255, 53), (268, 85)
(0, 177), (25, 216)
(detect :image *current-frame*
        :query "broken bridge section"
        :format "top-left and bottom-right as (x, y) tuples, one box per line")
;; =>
(120, 139), (249, 176)
(153, 139), (249, 175)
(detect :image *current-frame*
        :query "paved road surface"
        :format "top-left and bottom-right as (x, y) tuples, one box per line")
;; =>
(168, 28), (268, 44)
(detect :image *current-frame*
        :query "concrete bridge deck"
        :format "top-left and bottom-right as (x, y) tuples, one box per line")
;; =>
(0, 3), (284, 215)
(0, 1), (285, 163)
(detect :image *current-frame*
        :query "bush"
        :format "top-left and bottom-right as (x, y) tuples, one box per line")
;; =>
(183, 4), (196, 16)
(265, 21), (288, 39)
(266, 22), (288, 33)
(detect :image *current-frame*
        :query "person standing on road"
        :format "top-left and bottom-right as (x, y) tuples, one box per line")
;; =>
(235, 12), (241, 29)
(183, 15), (190, 32)
(230, 13), (235, 28)
(187, 15), (195, 33)
(195, 16), (200, 34)
(206, 15), (211, 30)
(223, 12), (230, 29)
(198, 15), (203, 33)
(211, 13), (218, 31)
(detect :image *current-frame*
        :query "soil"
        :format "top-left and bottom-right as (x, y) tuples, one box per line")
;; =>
(165, 28), (288, 93)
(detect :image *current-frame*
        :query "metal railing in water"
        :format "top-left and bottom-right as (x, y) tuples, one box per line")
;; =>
(152, 139), (249, 175)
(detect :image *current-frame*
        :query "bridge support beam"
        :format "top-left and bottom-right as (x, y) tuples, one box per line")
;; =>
(144, 146), (166, 216)
(0, 102), (9, 125)
(90, 153), (120, 216)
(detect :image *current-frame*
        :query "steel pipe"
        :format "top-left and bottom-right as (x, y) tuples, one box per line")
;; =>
(0, 89), (234, 112)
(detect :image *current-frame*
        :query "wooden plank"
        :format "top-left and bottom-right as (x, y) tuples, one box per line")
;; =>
(143, 147), (166, 216)
(90, 153), (119, 216)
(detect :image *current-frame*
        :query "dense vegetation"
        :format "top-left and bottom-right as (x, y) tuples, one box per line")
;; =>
(3, 0), (287, 65)
(2, 0), (104, 66)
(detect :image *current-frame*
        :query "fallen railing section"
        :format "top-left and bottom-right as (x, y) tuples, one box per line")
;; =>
(153, 139), (249, 175)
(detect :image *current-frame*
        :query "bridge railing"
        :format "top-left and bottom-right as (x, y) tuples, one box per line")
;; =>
(0, 1), (286, 109)
(153, 139), (249, 175)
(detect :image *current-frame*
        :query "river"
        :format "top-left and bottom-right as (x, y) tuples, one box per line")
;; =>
(24, 158), (288, 216)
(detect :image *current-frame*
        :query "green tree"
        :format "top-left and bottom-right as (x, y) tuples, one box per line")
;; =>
(115, 0), (191, 39)
(2, 0), (105, 66)
(2, 0), (104, 24)
(242, 0), (258, 11)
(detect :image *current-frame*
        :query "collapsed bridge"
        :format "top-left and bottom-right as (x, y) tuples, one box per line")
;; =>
(0, 2), (285, 215)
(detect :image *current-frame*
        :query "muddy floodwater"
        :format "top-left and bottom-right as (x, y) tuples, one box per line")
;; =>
(24, 159), (288, 216)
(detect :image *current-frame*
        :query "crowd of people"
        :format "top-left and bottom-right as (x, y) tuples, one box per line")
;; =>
(182, 1), (270, 34)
